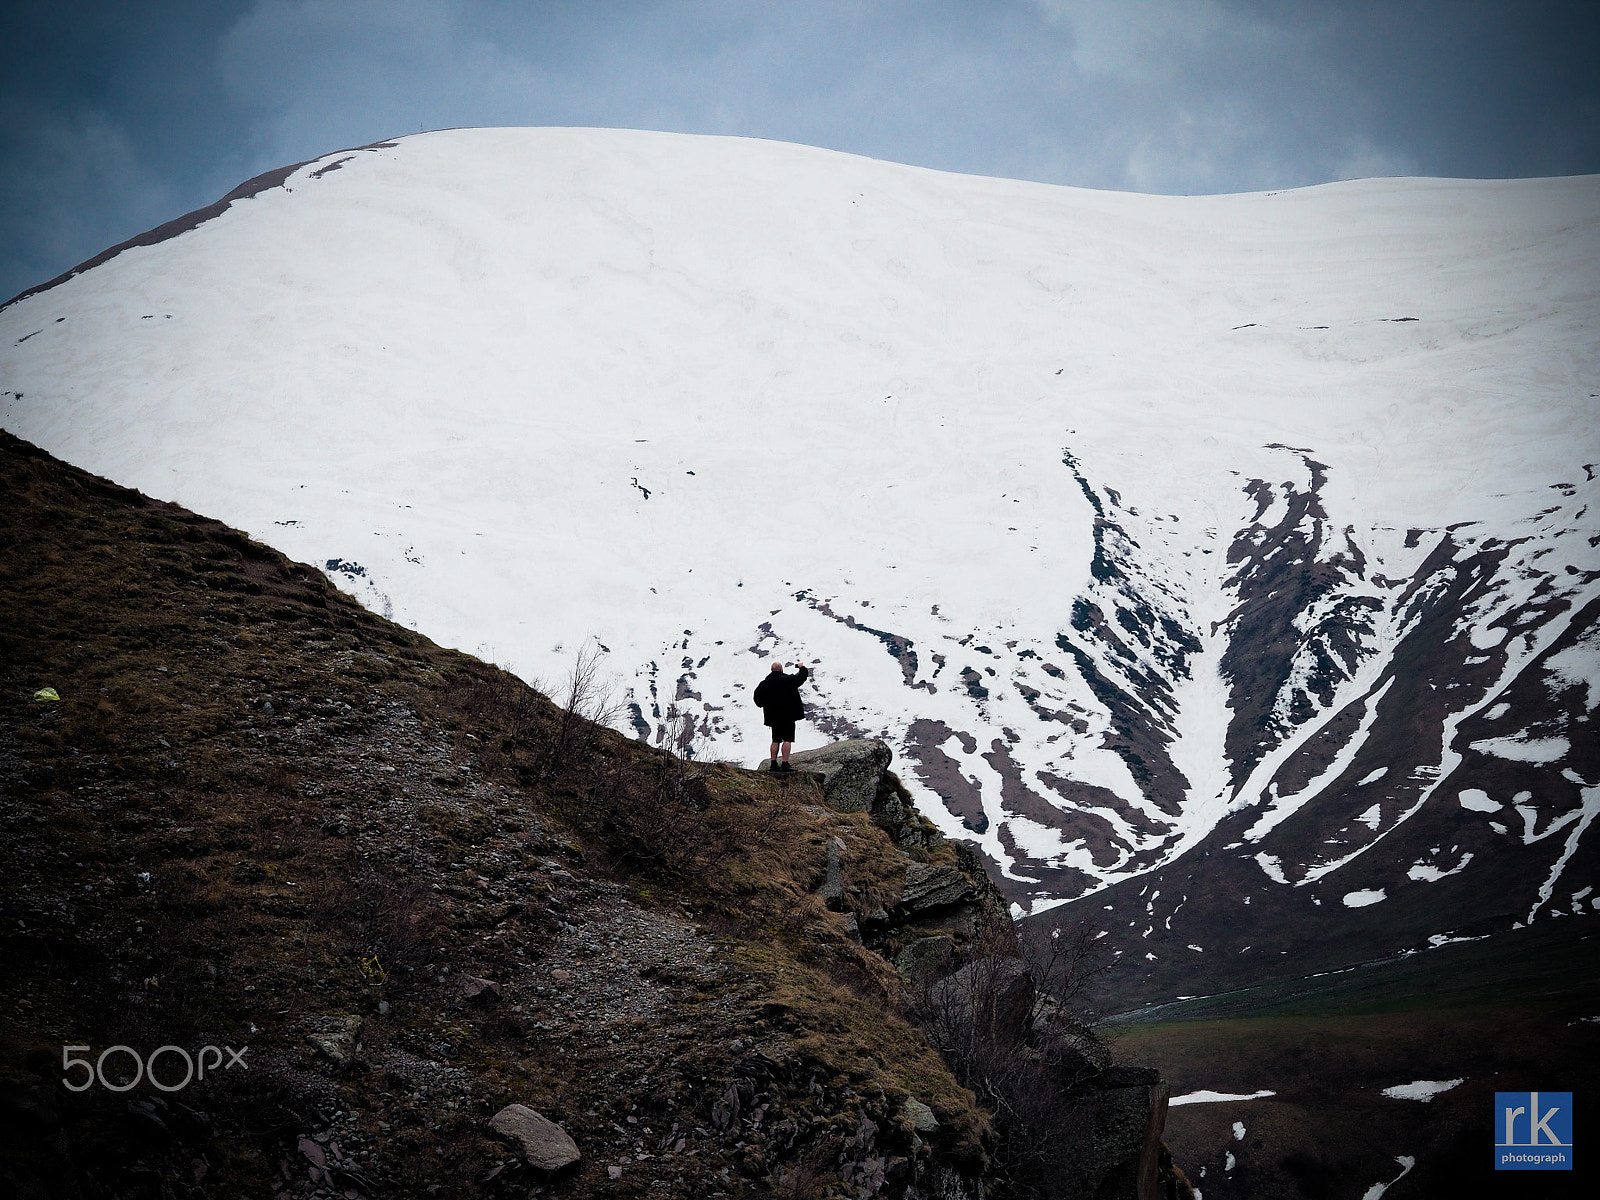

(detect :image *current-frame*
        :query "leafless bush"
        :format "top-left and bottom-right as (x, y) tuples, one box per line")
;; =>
(1027, 916), (1115, 1016)
(454, 668), (546, 740)
(655, 703), (702, 758)
(444, 665), (551, 778)
(580, 748), (717, 872)
(909, 914), (1116, 1198)
(538, 640), (621, 782)
(315, 859), (440, 993)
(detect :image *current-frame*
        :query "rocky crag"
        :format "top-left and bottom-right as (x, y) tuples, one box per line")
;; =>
(0, 431), (1185, 1200)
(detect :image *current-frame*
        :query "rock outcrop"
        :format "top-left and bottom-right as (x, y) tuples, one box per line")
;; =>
(765, 738), (891, 811)
(899, 861), (976, 915)
(792, 737), (1182, 1200)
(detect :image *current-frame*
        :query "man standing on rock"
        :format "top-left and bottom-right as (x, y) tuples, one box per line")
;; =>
(753, 660), (809, 771)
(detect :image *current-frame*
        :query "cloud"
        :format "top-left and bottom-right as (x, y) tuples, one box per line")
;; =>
(0, 96), (180, 301)
(215, 0), (546, 162)
(1034, 0), (1295, 80)
(0, 1), (1593, 302)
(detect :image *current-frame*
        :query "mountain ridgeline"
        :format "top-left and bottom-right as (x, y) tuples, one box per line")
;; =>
(1, 127), (1596, 1017)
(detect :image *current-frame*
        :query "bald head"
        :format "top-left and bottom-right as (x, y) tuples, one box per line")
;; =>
(770, 661), (784, 672)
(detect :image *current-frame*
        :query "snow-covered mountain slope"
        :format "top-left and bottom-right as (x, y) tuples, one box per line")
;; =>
(3, 130), (1597, 956)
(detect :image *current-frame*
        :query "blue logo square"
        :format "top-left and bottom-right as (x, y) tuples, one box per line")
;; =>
(1495, 1091), (1573, 1171)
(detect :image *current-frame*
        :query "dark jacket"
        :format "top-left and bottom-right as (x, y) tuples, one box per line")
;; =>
(753, 665), (809, 724)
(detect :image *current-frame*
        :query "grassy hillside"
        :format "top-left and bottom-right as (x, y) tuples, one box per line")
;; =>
(0, 429), (1000, 1199)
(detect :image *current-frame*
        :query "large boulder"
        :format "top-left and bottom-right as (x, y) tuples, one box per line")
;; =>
(1032, 993), (1114, 1077)
(1051, 1080), (1169, 1200)
(489, 1104), (581, 1172)
(302, 1015), (363, 1067)
(895, 934), (957, 981)
(777, 738), (892, 812)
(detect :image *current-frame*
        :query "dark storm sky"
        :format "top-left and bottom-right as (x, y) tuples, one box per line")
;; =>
(2, 0), (1597, 304)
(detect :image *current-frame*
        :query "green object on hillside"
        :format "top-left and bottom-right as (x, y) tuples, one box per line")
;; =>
(32, 687), (60, 702)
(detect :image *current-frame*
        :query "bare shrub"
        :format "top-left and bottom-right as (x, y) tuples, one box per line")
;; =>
(444, 664), (553, 780)
(909, 914), (1116, 1198)
(538, 640), (621, 781)
(314, 858), (441, 994)
(1026, 916), (1113, 1017)
(579, 747), (717, 873)
(454, 667), (546, 740)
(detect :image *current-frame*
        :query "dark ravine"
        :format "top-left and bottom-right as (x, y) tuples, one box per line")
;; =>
(0, 431), (1188, 1200)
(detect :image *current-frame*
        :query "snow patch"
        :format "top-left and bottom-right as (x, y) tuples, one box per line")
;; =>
(1469, 734), (1570, 763)
(1254, 853), (1288, 884)
(1342, 888), (1386, 907)
(1528, 778), (1600, 921)
(1469, 623), (1508, 649)
(1457, 788), (1501, 812)
(1428, 932), (1489, 947)
(1356, 767), (1388, 785)
(1356, 803), (1382, 831)
(1360, 1156), (1416, 1200)
(1382, 1079), (1463, 1102)
(1544, 627), (1600, 712)
(1407, 852), (1472, 882)
(1168, 1089), (1276, 1107)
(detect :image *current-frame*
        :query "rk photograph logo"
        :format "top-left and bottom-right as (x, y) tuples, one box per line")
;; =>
(1496, 1091), (1573, 1171)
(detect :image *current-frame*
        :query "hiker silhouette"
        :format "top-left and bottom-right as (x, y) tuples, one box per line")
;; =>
(753, 660), (809, 771)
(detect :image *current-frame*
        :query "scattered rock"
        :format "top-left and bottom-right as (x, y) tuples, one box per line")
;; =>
(897, 861), (974, 915)
(489, 1104), (581, 1172)
(298, 1135), (327, 1170)
(903, 1098), (938, 1133)
(303, 1015), (363, 1067)
(462, 975), (501, 1004)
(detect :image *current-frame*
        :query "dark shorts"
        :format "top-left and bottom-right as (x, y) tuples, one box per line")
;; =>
(767, 719), (796, 743)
